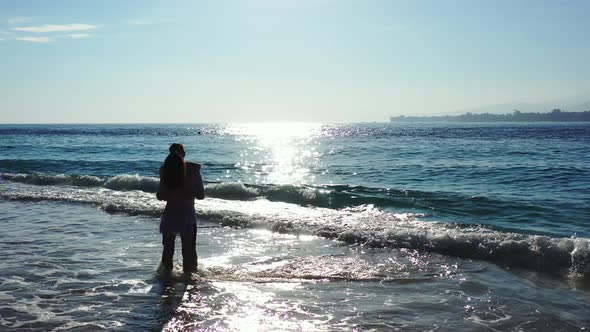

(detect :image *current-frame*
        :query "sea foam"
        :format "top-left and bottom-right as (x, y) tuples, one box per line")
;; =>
(0, 172), (103, 187)
(103, 174), (160, 193)
(1, 180), (588, 279)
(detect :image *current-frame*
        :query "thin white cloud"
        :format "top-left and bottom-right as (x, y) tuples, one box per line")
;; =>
(12, 24), (97, 33)
(7, 17), (31, 25)
(15, 36), (54, 43)
(68, 33), (90, 39)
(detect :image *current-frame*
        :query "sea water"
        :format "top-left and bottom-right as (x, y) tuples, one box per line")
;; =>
(0, 123), (589, 331)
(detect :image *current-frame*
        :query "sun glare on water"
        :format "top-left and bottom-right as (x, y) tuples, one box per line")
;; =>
(226, 123), (323, 185)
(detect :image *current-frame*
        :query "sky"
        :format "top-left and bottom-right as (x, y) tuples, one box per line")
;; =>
(1, 0), (590, 123)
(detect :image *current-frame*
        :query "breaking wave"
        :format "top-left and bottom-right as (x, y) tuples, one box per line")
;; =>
(0, 172), (104, 187)
(103, 174), (160, 193)
(0, 172), (162, 193)
(0, 172), (413, 209)
(0, 179), (588, 279)
(0, 172), (566, 225)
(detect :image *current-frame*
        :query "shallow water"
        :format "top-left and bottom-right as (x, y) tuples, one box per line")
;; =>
(1, 199), (589, 331)
(1, 123), (590, 331)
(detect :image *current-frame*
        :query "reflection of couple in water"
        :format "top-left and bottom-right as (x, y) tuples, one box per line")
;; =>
(157, 143), (205, 275)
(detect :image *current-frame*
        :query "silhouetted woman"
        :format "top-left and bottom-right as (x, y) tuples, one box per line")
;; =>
(157, 143), (204, 274)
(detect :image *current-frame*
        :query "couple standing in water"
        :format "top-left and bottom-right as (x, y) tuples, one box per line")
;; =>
(156, 143), (205, 274)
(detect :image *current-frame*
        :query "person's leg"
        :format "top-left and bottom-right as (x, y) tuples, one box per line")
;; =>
(180, 231), (191, 274)
(191, 224), (198, 271)
(181, 225), (198, 274)
(161, 233), (175, 270)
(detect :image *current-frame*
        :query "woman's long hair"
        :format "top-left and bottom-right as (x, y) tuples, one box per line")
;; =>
(161, 152), (185, 189)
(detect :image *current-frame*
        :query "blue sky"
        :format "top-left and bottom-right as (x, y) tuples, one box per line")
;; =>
(1, 0), (589, 123)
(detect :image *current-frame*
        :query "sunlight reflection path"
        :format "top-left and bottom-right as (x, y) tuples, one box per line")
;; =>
(226, 123), (323, 185)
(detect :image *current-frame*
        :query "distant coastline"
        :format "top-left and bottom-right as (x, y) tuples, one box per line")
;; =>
(390, 109), (590, 122)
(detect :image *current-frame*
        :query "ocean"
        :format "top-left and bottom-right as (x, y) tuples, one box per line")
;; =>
(0, 122), (589, 331)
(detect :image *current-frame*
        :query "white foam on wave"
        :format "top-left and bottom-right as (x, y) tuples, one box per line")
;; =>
(103, 174), (159, 193)
(297, 187), (319, 200)
(1, 180), (588, 278)
(0, 172), (103, 187)
(0, 172), (360, 209)
(204, 182), (259, 199)
(0, 172), (161, 193)
(570, 240), (590, 277)
(204, 182), (332, 204)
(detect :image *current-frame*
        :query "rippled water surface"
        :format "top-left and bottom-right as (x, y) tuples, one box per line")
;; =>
(1, 123), (589, 331)
(2, 199), (589, 331)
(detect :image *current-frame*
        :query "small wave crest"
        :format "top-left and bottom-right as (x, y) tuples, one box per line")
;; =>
(211, 204), (590, 278)
(0, 172), (104, 187)
(0, 172), (160, 193)
(204, 182), (259, 199)
(0, 173), (395, 209)
(203, 182), (401, 211)
(203, 182), (335, 206)
(103, 174), (159, 193)
(0, 172), (585, 239)
(1, 181), (588, 279)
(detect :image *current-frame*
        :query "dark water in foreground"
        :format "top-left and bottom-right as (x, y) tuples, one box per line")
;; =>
(0, 123), (589, 330)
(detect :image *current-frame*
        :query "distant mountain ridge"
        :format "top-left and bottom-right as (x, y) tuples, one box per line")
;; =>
(391, 109), (590, 122)
(450, 100), (590, 116)
(450, 93), (590, 115)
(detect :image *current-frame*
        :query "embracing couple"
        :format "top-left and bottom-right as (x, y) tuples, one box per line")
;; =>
(156, 143), (205, 275)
